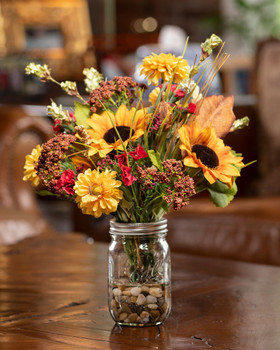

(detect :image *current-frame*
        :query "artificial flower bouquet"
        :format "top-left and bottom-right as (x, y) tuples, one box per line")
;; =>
(23, 34), (249, 224)
(23, 35), (252, 320)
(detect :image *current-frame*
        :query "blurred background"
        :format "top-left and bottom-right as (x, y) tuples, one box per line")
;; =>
(1, 0), (280, 251)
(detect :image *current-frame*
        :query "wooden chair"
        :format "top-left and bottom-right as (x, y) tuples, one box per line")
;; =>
(166, 196), (280, 266)
(255, 38), (280, 195)
(0, 105), (54, 244)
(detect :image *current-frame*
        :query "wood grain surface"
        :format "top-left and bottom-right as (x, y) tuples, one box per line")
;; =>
(1, 232), (280, 349)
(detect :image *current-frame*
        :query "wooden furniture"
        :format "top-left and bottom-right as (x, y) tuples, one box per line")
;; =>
(73, 196), (280, 266)
(166, 196), (280, 266)
(0, 0), (94, 80)
(255, 38), (280, 195)
(0, 105), (54, 244)
(1, 232), (280, 349)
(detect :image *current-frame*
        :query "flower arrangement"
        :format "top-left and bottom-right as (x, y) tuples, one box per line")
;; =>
(23, 34), (249, 224)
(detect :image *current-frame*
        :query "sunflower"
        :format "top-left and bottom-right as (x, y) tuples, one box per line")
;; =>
(23, 144), (42, 187)
(139, 53), (189, 86)
(74, 168), (123, 218)
(86, 104), (148, 157)
(178, 121), (244, 188)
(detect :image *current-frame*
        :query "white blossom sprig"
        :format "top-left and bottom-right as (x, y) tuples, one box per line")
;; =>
(83, 67), (103, 92)
(25, 63), (87, 103)
(25, 63), (51, 82)
(178, 78), (202, 101)
(47, 100), (72, 122)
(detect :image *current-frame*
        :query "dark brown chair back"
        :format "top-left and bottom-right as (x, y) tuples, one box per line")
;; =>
(0, 105), (54, 244)
(255, 39), (280, 194)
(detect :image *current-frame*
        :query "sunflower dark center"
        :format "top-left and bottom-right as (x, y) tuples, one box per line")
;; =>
(103, 126), (134, 144)
(192, 144), (219, 168)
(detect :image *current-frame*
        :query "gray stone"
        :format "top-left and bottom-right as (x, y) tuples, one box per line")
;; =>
(146, 295), (157, 304)
(113, 288), (122, 297)
(131, 287), (141, 296)
(136, 293), (146, 305)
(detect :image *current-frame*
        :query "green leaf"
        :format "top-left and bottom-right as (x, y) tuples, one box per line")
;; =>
(152, 199), (169, 220)
(147, 150), (163, 171)
(74, 101), (91, 129)
(119, 197), (134, 210)
(207, 180), (238, 208)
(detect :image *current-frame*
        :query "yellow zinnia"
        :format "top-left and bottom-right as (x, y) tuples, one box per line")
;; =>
(23, 144), (42, 187)
(139, 53), (189, 86)
(86, 104), (148, 157)
(179, 121), (244, 188)
(74, 168), (123, 218)
(148, 87), (161, 105)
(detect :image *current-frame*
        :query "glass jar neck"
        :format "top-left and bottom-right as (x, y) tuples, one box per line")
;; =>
(109, 218), (167, 236)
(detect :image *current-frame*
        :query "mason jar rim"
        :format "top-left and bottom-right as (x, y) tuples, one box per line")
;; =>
(109, 218), (168, 236)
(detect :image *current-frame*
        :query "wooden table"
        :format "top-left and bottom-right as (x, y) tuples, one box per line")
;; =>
(1, 232), (280, 349)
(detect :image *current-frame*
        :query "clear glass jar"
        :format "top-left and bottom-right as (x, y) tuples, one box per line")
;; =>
(108, 218), (171, 327)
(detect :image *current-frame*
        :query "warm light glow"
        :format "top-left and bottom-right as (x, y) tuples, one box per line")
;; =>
(142, 17), (158, 32)
(132, 17), (158, 33)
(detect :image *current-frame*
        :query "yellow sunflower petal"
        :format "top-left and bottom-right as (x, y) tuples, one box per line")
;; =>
(179, 121), (243, 187)
(85, 105), (147, 156)
(23, 144), (42, 187)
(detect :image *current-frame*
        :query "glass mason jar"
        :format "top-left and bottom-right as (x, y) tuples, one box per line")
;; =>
(108, 218), (171, 327)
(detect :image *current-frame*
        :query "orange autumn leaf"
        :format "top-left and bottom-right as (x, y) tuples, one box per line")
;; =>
(194, 95), (236, 138)
(72, 155), (93, 170)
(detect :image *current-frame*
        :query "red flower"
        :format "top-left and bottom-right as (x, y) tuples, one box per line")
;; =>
(53, 119), (62, 132)
(121, 165), (136, 186)
(174, 89), (185, 98)
(129, 145), (148, 160)
(69, 112), (76, 122)
(116, 152), (128, 167)
(56, 169), (76, 195)
(159, 83), (185, 98)
(187, 103), (198, 114)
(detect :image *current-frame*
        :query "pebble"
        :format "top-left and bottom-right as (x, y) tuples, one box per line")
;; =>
(136, 293), (146, 305)
(141, 286), (150, 296)
(111, 283), (170, 325)
(149, 287), (163, 298)
(141, 317), (150, 324)
(140, 311), (150, 319)
(113, 288), (122, 297)
(146, 295), (157, 304)
(130, 296), (137, 303)
(130, 287), (141, 296)
(123, 290), (132, 296)
(119, 312), (127, 321)
(128, 313), (138, 322)
(150, 310), (160, 319)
